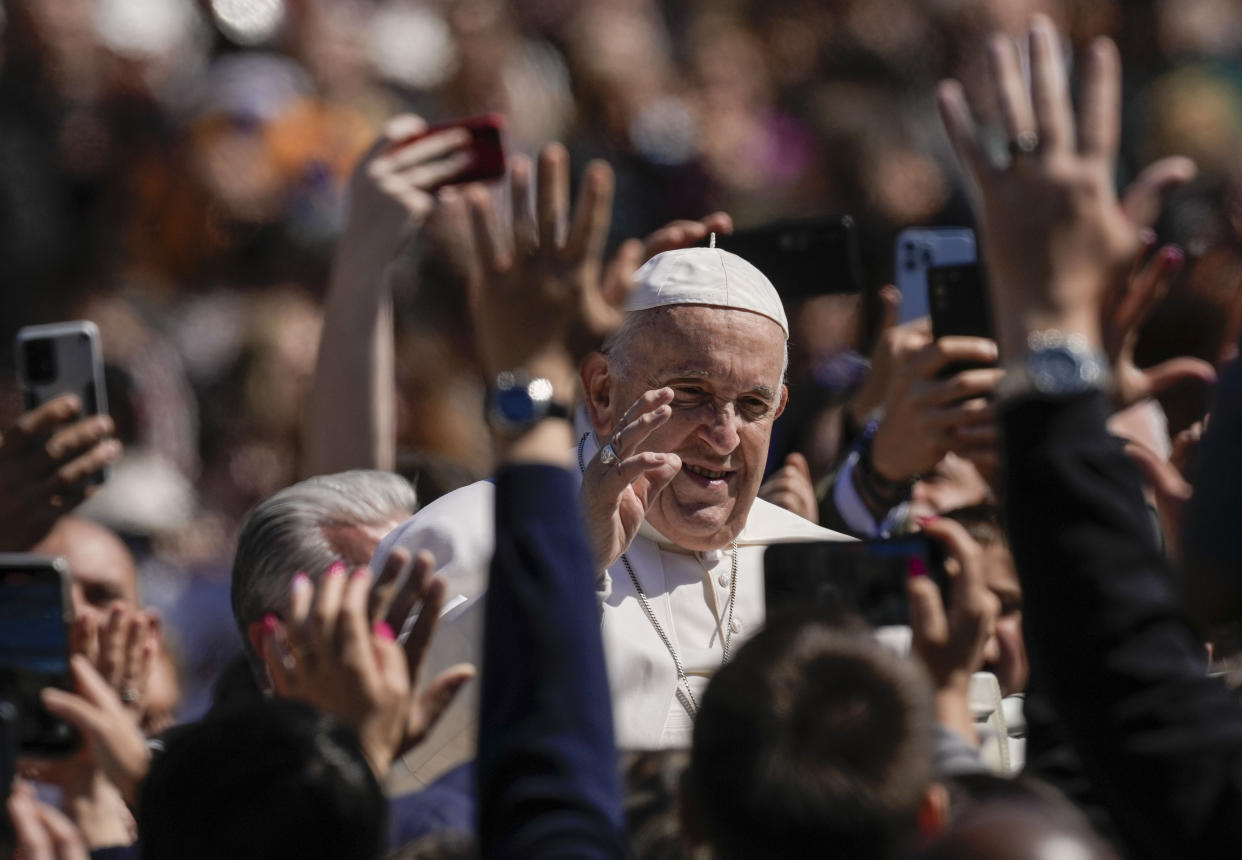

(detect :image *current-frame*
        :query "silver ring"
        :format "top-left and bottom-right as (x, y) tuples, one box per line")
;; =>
(120, 687), (140, 705)
(1008, 130), (1039, 158)
(598, 443), (621, 467)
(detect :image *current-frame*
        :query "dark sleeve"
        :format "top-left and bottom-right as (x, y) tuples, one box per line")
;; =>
(476, 464), (627, 860)
(1002, 392), (1242, 858)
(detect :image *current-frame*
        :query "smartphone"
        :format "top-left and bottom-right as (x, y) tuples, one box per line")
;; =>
(929, 261), (996, 378)
(707, 215), (863, 300)
(764, 536), (948, 628)
(894, 228), (976, 323)
(397, 113), (506, 187)
(0, 555), (79, 757)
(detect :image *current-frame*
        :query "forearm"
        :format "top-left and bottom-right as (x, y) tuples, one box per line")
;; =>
(478, 459), (625, 859)
(302, 230), (397, 477)
(1003, 391), (1242, 856)
(63, 772), (135, 849)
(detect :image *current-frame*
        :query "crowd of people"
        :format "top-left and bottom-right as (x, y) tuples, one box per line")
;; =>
(4, 0), (1242, 857)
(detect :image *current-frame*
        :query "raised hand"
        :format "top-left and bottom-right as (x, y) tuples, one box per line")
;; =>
(758, 452), (818, 523)
(463, 144), (620, 389)
(579, 388), (683, 569)
(260, 563), (411, 778)
(0, 395), (120, 551)
(870, 337), (1002, 483)
(345, 114), (475, 259)
(1104, 241), (1216, 409)
(368, 547), (476, 756)
(937, 15), (1138, 355)
(846, 285), (930, 426)
(40, 656), (152, 807)
(6, 781), (92, 860)
(909, 516), (1000, 743)
(74, 605), (160, 725)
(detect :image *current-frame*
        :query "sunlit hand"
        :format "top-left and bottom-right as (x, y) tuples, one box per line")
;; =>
(343, 114), (475, 262)
(6, 780), (92, 860)
(846, 285), (931, 426)
(261, 564), (410, 778)
(368, 547), (476, 756)
(758, 452), (818, 523)
(938, 15), (1138, 354)
(909, 516), (1000, 744)
(41, 656), (152, 808)
(0, 395), (120, 551)
(870, 337), (1002, 483)
(1124, 420), (1202, 560)
(464, 144), (621, 390)
(73, 605), (160, 725)
(579, 388), (683, 570)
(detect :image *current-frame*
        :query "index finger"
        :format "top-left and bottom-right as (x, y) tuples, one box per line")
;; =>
(564, 159), (615, 266)
(6, 395), (83, 451)
(912, 337), (999, 377)
(536, 143), (569, 250)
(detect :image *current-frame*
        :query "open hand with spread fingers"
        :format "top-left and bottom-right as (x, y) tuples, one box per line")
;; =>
(579, 388), (683, 570)
(463, 144), (621, 393)
(937, 15), (1140, 354)
(259, 563), (412, 779)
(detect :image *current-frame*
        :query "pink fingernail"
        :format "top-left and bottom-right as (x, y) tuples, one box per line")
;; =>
(351, 566), (370, 580)
(291, 573), (310, 593)
(326, 562), (346, 577)
(908, 557), (927, 580)
(1161, 245), (1184, 265)
(914, 515), (939, 527)
(261, 613), (279, 634)
(373, 621), (395, 642)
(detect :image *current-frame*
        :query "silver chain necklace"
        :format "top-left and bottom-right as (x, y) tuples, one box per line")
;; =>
(578, 432), (738, 717)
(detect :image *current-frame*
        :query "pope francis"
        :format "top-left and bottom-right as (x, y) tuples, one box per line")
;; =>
(374, 244), (850, 778)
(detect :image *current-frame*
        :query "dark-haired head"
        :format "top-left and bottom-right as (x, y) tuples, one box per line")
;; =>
(139, 699), (387, 860)
(688, 617), (937, 860)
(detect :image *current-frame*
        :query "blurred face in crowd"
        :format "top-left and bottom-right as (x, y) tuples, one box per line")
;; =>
(34, 516), (140, 624)
(585, 306), (787, 552)
(980, 541), (1028, 697)
(908, 453), (993, 522)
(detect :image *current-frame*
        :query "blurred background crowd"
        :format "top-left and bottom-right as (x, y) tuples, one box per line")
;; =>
(2, 0), (1241, 720)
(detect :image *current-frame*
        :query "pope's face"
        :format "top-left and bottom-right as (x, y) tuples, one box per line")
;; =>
(592, 305), (788, 551)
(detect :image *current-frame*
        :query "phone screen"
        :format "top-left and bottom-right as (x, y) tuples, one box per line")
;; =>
(764, 537), (947, 627)
(0, 560), (78, 755)
(929, 262), (993, 341)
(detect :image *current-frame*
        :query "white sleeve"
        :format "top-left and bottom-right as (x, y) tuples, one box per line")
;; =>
(831, 451), (908, 538)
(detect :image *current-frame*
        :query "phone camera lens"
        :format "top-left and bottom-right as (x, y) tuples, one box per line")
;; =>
(23, 339), (57, 385)
(921, 249), (933, 266)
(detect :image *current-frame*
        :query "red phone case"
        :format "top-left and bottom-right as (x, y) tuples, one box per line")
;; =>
(397, 113), (506, 187)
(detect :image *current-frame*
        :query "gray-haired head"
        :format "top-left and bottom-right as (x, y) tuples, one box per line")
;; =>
(231, 470), (417, 664)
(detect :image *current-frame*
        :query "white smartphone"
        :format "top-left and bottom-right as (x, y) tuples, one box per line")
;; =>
(894, 228), (976, 324)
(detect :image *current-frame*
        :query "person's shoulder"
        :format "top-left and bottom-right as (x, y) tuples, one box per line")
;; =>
(370, 479), (496, 573)
(740, 497), (856, 545)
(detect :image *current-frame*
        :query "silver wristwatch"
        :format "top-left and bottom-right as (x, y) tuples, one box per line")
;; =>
(486, 370), (571, 435)
(999, 331), (1111, 400)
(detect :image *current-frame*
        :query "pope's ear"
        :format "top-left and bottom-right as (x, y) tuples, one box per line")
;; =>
(775, 384), (788, 420)
(580, 352), (615, 436)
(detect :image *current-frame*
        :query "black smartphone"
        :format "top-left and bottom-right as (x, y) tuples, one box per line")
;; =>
(928, 262), (995, 378)
(764, 536), (948, 628)
(707, 215), (863, 300)
(0, 555), (80, 757)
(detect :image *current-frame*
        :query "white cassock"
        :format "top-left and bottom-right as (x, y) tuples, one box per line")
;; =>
(371, 426), (852, 784)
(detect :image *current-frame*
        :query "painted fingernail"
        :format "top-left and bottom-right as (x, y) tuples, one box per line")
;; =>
(1161, 245), (1184, 265)
(261, 613), (279, 634)
(291, 573), (310, 593)
(1137, 228), (1157, 247)
(351, 566), (370, 580)
(373, 621), (395, 642)
(914, 515), (939, 527)
(908, 557), (927, 579)
(327, 561), (346, 577)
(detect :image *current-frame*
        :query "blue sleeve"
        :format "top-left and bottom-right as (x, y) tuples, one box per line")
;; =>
(476, 463), (627, 859)
(1002, 392), (1242, 857)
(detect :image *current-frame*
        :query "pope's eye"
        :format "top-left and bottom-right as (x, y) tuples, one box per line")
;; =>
(739, 398), (769, 418)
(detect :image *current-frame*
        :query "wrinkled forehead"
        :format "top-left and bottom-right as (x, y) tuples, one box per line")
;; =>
(612, 304), (788, 380)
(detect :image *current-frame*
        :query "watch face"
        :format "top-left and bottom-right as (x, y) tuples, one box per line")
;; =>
(1029, 346), (1101, 395)
(496, 385), (536, 423)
